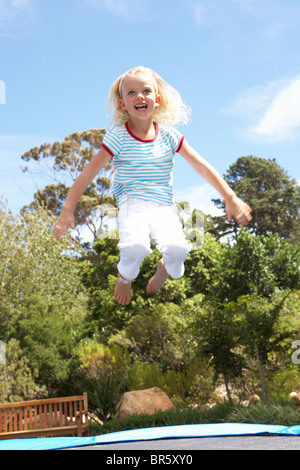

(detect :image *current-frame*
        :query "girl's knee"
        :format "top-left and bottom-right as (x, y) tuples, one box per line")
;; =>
(118, 243), (152, 280)
(163, 244), (190, 262)
(121, 243), (151, 262)
(162, 243), (190, 279)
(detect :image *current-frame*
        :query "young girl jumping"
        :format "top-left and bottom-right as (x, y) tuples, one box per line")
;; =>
(53, 66), (252, 305)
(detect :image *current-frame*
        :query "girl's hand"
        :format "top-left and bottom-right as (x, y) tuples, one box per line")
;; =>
(225, 195), (252, 226)
(53, 211), (76, 241)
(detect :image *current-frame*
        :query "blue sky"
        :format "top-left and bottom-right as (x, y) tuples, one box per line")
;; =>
(1, 0), (300, 217)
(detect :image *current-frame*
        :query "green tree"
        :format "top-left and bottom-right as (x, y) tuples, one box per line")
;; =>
(0, 202), (89, 395)
(184, 233), (224, 296)
(193, 230), (299, 402)
(215, 229), (300, 303)
(20, 129), (116, 240)
(82, 232), (225, 342)
(110, 302), (193, 372)
(195, 301), (246, 404)
(237, 293), (291, 403)
(8, 295), (76, 392)
(211, 156), (300, 243)
(0, 339), (47, 403)
(0, 202), (86, 338)
(76, 340), (130, 380)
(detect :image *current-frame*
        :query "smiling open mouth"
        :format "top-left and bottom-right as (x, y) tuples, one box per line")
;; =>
(135, 104), (148, 110)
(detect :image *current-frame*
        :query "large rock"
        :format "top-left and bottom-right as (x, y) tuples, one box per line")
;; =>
(290, 392), (300, 406)
(116, 387), (175, 419)
(248, 394), (261, 405)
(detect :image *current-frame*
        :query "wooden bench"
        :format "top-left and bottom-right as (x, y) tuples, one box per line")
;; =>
(0, 393), (89, 440)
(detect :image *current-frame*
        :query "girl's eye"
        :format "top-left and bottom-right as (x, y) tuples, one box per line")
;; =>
(127, 88), (152, 96)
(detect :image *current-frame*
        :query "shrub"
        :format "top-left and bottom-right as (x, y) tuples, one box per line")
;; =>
(90, 402), (235, 435)
(89, 401), (300, 436)
(228, 402), (300, 426)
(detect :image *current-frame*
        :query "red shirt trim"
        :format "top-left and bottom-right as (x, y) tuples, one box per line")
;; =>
(101, 143), (114, 157)
(102, 124), (184, 156)
(176, 136), (184, 153)
(125, 121), (159, 142)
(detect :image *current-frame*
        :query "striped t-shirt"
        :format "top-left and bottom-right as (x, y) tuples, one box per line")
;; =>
(101, 122), (184, 206)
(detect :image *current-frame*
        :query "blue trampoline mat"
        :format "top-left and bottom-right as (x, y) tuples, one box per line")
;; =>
(0, 423), (300, 450)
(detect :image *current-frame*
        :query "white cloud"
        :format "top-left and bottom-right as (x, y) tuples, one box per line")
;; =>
(84, 0), (205, 26)
(192, 4), (205, 26)
(221, 79), (285, 118)
(221, 76), (300, 142)
(84, 0), (153, 22)
(251, 77), (300, 141)
(0, 0), (34, 34)
(230, 0), (271, 14)
(0, 0), (33, 20)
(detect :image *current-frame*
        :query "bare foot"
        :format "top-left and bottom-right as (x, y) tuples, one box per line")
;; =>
(146, 259), (169, 294)
(114, 275), (131, 305)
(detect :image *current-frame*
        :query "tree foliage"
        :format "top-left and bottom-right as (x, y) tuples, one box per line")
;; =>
(1, 141), (299, 406)
(195, 301), (247, 403)
(0, 202), (86, 336)
(0, 339), (47, 403)
(0, 201), (90, 397)
(211, 156), (300, 243)
(215, 229), (300, 302)
(20, 129), (116, 239)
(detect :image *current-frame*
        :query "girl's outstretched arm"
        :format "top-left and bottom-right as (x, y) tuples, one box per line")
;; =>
(179, 140), (252, 226)
(53, 147), (112, 240)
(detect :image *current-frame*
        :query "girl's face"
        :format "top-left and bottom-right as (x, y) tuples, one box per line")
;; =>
(119, 73), (160, 121)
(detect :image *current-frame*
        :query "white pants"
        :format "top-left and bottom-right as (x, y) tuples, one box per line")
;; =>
(117, 198), (191, 281)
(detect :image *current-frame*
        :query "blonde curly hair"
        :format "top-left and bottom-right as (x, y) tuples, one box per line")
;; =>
(106, 66), (191, 127)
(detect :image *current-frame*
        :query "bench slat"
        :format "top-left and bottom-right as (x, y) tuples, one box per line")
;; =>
(0, 393), (89, 439)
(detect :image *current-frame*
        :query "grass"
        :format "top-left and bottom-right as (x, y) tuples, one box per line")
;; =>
(228, 402), (300, 426)
(89, 401), (300, 436)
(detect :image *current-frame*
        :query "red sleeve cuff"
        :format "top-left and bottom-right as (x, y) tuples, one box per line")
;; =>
(176, 136), (184, 153)
(101, 143), (114, 157)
